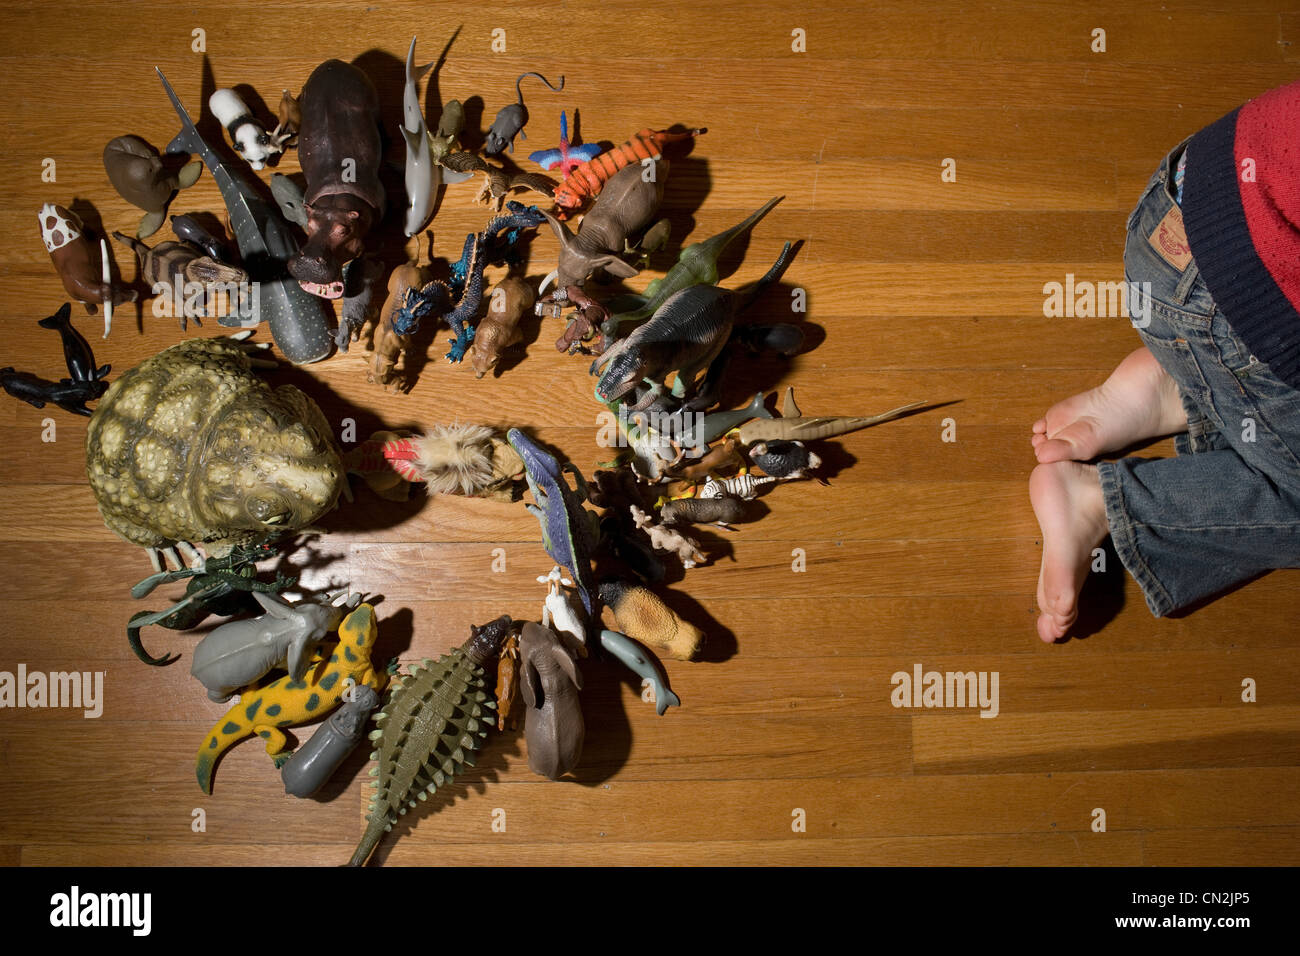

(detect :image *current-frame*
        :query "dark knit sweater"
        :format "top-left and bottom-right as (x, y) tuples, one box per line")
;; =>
(1182, 81), (1300, 389)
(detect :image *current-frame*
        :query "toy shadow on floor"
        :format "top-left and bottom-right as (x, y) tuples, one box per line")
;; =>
(259, 362), (441, 534)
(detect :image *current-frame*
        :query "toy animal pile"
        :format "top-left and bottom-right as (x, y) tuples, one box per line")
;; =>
(16, 33), (926, 865)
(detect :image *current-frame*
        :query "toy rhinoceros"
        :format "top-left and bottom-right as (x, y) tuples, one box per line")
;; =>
(190, 591), (362, 702)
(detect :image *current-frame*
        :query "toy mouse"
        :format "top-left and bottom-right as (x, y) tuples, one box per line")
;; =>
(484, 71), (564, 155)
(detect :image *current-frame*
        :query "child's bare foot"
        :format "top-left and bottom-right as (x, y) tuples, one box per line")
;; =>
(1032, 347), (1187, 463)
(1030, 461), (1109, 643)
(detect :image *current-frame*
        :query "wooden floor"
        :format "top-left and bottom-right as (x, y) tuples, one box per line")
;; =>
(1, 0), (1298, 867)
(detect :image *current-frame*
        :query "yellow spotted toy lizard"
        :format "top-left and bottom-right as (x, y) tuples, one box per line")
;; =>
(196, 602), (386, 793)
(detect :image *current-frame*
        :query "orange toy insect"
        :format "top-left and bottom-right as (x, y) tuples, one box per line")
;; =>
(552, 127), (706, 214)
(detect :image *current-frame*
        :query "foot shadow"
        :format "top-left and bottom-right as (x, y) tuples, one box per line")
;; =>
(1062, 537), (1126, 641)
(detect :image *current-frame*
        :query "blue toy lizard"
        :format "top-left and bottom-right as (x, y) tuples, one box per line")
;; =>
(506, 428), (600, 618)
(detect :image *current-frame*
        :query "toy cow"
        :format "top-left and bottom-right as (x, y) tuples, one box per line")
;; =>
(209, 88), (289, 171)
(38, 204), (136, 323)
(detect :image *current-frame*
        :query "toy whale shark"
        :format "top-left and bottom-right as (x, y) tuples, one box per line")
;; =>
(156, 67), (334, 364)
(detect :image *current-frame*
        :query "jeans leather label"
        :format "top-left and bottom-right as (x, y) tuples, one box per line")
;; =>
(1148, 204), (1194, 271)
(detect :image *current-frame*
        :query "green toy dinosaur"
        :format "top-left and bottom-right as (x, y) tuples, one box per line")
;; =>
(348, 616), (513, 866)
(601, 195), (784, 338)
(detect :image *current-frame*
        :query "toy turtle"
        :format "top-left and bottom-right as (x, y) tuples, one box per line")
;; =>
(85, 337), (343, 567)
(102, 135), (202, 238)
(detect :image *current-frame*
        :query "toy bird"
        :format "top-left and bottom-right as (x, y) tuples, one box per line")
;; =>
(528, 110), (602, 178)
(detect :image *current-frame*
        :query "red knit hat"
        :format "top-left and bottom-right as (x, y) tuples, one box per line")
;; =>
(1182, 80), (1300, 388)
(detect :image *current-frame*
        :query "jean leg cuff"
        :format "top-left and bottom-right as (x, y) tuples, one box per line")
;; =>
(1096, 460), (1176, 617)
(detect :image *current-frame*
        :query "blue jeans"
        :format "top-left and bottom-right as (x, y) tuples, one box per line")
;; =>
(1098, 142), (1300, 615)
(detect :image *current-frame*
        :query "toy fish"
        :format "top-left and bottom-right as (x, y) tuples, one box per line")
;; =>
(156, 67), (334, 364)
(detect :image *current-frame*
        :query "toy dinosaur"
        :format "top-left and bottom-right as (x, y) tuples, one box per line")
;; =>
(392, 203), (544, 363)
(190, 590), (362, 702)
(281, 684), (380, 797)
(196, 602), (386, 794)
(157, 68), (335, 364)
(599, 629), (680, 715)
(369, 246), (431, 388)
(126, 542), (295, 666)
(602, 196), (784, 337)
(520, 621), (584, 780)
(484, 71), (564, 155)
(598, 579), (704, 661)
(507, 428), (600, 618)
(593, 241), (795, 411)
(102, 134), (202, 237)
(553, 127), (705, 214)
(528, 110), (602, 177)
(541, 158), (668, 292)
(348, 615), (512, 866)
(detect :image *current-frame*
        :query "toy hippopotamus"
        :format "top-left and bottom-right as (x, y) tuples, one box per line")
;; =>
(287, 60), (385, 299)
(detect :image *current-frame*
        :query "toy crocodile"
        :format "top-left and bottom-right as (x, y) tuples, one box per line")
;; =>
(506, 429), (600, 617)
(348, 615), (512, 866)
(195, 602), (385, 793)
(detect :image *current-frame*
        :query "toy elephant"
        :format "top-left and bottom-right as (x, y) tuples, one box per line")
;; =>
(520, 621), (584, 780)
(541, 158), (667, 291)
(190, 590), (362, 702)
